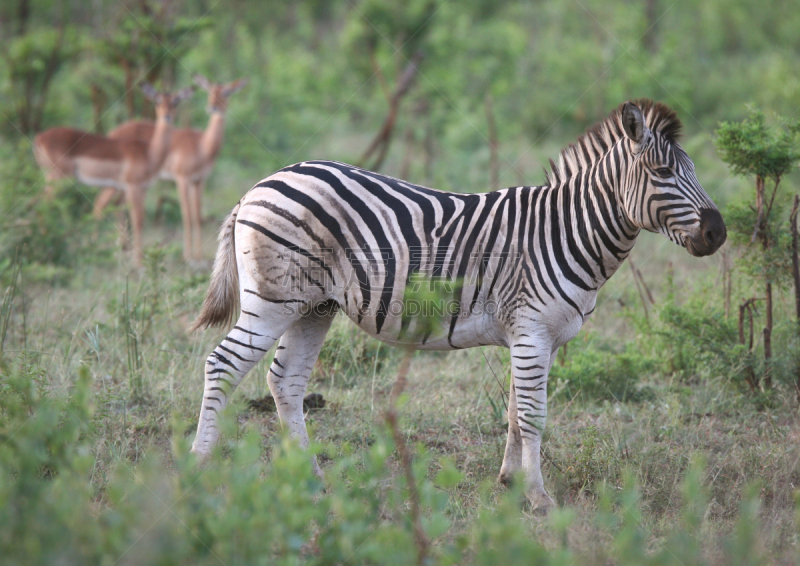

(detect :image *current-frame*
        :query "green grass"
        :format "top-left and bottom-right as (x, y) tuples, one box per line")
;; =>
(1, 128), (799, 563)
(4, 0), (800, 559)
(2, 205), (800, 564)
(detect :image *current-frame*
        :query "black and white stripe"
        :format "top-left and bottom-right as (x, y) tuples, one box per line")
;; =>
(190, 99), (725, 510)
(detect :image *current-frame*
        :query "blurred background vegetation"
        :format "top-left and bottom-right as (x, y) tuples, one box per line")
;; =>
(3, 0), (800, 563)
(2, 0), (799, 194)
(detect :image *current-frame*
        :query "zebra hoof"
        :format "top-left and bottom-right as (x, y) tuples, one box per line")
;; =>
(527, 491), (556, 516)
(498, 472), (515, 488)
(189, 445), (212, 464)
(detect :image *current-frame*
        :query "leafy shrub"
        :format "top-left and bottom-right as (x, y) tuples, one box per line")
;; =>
(0, 351), (456, 565)
(0, 360), (100, 564)
(2, 27), (82, 136)
(724, 197), (796, 284)
(655, 296), (747, 381)
(650, 292), (800, 396)
(0, 351), (788, 565)
(0, 141), (98, 280)
(550, 340), (657, 403)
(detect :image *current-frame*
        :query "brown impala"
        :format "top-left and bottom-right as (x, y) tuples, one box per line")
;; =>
(33, 84), (195, 264)
(95, 76), (248, 261)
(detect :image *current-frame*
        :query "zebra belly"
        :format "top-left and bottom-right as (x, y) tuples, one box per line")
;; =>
(339, 304), (508, 351)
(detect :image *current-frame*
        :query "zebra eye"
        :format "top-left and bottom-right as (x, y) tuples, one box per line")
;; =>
(654, 167), (673, 178)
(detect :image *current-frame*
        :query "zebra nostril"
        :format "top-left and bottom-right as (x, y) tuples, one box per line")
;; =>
(698, 208), (726, 252)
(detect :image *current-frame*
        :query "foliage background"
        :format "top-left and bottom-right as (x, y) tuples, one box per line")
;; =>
(2, 0), (800, 564)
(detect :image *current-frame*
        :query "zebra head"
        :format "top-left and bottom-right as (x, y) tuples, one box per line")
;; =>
(619, 101), (726, 257)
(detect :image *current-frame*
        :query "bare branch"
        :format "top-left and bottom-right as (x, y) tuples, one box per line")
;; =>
(360, 51), (424, 171)
(790, 195), (800, 402)
(384, 348), (429, 566)
(485, 94), (499, 191)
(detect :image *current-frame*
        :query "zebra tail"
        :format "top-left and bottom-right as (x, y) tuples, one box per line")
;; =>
(191, 203), (240, 331)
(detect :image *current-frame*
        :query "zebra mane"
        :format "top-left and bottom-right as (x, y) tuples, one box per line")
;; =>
(545, 99), (683, 185)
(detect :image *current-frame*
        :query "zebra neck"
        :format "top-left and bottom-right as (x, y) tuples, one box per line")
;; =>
(540, 147), (640, 289)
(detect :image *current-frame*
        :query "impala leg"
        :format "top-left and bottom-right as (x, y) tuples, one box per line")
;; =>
(505, 338), (556, 512)
(184, 178), (201, 260)
(191, 305), (299, 457)
(176, 177), (193, 262)
(43, 171), (63, 198)
(95, 189), (130, 250)
(124, 184), (146, 266)
(189, 179), (204, 260)
(94, 187), (120, 219)
(266, 302), (337, 478)
(112, 192), (130, 251)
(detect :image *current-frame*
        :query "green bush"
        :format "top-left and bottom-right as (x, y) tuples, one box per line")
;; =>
(0, 141), (98, 280)
(655, 296), (747, 380)
(649, 291), (800, 396)
(550, 340), (657, 403)
(0, 351), (791, 565)
(0, 360), (100, 564)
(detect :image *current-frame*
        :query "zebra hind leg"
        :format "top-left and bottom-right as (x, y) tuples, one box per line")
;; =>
(266, 301), (338, 478)
(191, 308), (296, 457)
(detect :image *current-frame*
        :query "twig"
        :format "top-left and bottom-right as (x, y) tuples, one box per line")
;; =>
(485, 94), (499, 191)
(384, 348), (429, 565)
(481, 349), (508, 409)
(371, 50), (391, 102)
(360, 51), (424, 171)
(628, 258), (650, 323)
(739, 297), (760, 391)
(789, 195), (800, 402)
(790, 195), (800, 323)
(722, 247), (732, 318)
(763, 176), (783, 234)
(629, 257), (655, 303)
(541, 446), (564, 474)
(750, 176), (765, 244)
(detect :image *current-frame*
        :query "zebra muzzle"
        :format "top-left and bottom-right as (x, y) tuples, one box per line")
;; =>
(687, 208), (726, 256)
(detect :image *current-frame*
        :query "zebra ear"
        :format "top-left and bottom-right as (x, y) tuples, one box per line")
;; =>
(621, 102), (646, 144)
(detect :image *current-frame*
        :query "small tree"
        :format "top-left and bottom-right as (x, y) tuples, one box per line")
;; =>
(715, 108), (800, 391)
(2, 27), (81, 136)
(345, 0), (437, 170)
(96, 3), (210, 118)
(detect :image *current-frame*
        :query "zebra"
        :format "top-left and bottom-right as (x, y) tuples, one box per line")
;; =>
(190, 100), (726, 511)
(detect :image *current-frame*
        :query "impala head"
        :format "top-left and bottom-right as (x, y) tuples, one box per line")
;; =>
(193, 75), (249, 114)
(140, 83), (196, 123)
(619, 100), (726, 257)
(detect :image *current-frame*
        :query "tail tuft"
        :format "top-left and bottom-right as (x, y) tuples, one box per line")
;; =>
(191, 204), (240, 331)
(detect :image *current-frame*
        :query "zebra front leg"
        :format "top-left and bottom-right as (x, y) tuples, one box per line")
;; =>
(192, 310), (293, 457)
(500, 346), (560, 488)
(267, 303), (337, 478)
(508, 339), (556, 512)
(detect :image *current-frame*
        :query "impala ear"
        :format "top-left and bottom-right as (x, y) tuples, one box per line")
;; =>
(193, 74), (212, 90)
(140, 82), (159, 101)
(222, 78), (248, 97)
(622, 102), (646, 142)
(173, 86), (197, 105)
